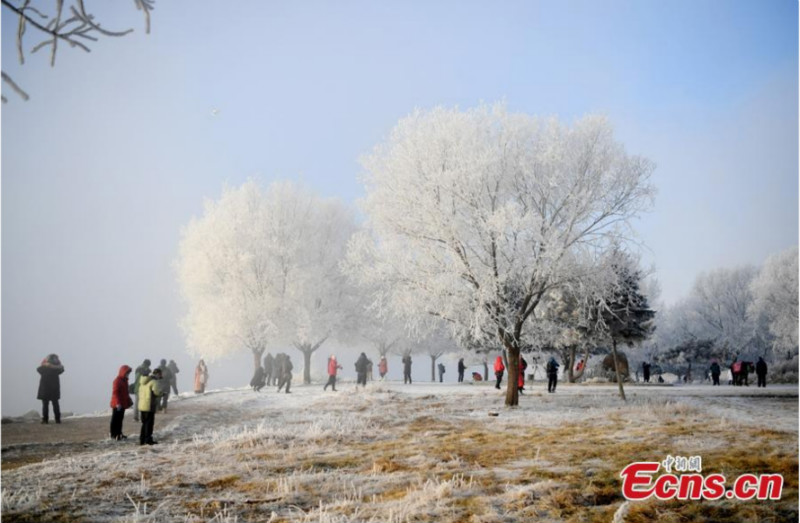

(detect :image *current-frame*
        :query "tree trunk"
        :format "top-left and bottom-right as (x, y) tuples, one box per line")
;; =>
(483, 359), (488, 381)
(252, 347), (265, 372)
(567, 345), (576, 383)
(611, 339), (626, 401)
(505, 345), (519, 406)
(303, 348), (313, 384)
(430, 355), (437, 382)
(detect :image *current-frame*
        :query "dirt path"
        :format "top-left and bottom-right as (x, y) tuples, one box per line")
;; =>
(1, 398), (205, 470)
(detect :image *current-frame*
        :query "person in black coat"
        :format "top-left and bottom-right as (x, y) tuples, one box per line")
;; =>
(710, 360), (721, 386)
(457, 358), (466, 383)
(755, 357), (768, 388)
(355, 352), (369, 387)
(37, 354), (64, 424)
(250, 365), (266, 392)
(402, 355), (413, 384)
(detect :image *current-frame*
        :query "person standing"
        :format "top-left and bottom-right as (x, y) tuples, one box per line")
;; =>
(138, 368), (163, 445)
(276, 354), (293, 393)
(156, 359), (173, 413)
(518, 356), (528, 393)
(756, 357), (768, 388)
(546, 357), (559, 393)
(194, 359), (208, 394)
(710, 360), (721, 386)
(250, 365), (266, 392)
(642, 362), (651, 383)
(133, 359), (151, 421)
(457, 358), (466, 383)
(167, 360), (180, 395)
(37, 354), (64, 424)
(263, 353), (274, 386)
(402, 354), (413, 384)
(437, 362), (446, 383)
(324, 355), (342, 391)
(110, 365), (133, 440)
(494, 355), (505, 390)
(378, 356), (388, 380)
(355, 352), (370, 387)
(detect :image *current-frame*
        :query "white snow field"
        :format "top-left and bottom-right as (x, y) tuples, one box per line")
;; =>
(2, 381), (797, 522)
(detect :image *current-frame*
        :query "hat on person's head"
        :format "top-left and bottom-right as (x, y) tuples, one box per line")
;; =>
(47, 354), (59, 364)
(143, 359), (151, 366)
(160, 359), (167, 366)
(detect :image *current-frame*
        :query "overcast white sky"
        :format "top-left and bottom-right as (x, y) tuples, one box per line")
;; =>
(1, 1), (797, 416)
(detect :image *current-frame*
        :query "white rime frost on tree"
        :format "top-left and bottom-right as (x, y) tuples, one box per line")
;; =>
(749, 246), (799, 356)
(176, 180), (358, 380)
(349, 104), (655, 406)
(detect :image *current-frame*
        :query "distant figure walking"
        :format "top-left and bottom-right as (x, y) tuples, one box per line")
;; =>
(546, 357), (559, 393)
(194, 359), (208, 394)
(250, 365), (266, 392)
(355, 352), (370, 387)
(378, 356), (388, 380)
(402, 355), (413, 384)
(133, 359), (151, 421)
(110, 365), (133, 440)
(710, 360), (721, 386)
(156, 359), (173, 413)
(138, 368), (163, 445)
(37, 354), (64, 424)
(167, 360), (180, 395)
(276, 353), (293, 393)
(263, 353), (275, 386)
(324, 355), (342, 391)
(642, 362), (651, 383)
(494, 356), (505, 390)
(756, 357), (768, 388)
(457, 358), (466, 383)
(438, 362), (446, 382)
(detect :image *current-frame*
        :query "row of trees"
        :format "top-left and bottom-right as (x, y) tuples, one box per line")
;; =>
(643, 247), (798, 378)
(177, 104), (659, 406)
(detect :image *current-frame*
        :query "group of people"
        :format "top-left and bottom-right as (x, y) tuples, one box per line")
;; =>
(250, 352), (294, 393)
(36, 354), (210, 447)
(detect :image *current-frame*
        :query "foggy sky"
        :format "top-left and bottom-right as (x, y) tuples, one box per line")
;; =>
(1, 0), (797, 416)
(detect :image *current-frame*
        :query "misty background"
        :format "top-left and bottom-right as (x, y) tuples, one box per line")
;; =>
(2, 1), (797, 416)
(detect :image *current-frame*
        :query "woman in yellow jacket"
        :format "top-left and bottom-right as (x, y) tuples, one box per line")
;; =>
(138, 368), (163, 445)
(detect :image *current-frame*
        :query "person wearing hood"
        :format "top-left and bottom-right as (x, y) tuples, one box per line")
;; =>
(494, 355), (505, 390)
(355, 352), (370, 387)
(138, 367), (164, 445)
(132, 359), (151, 422)
(546, 357), (560, 393)
(276, 353), (294, 393)
(37, 354), (64, 424)
(110, 365), (133, 440)
(457, 358), (466, 383)
(324, 355), (342, 391)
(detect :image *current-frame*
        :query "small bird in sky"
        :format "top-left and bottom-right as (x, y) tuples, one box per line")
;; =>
(211, 108), (220, 116)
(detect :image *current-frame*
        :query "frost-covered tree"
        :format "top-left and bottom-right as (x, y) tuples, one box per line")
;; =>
(350, 104), (654, 406)
(687, 266), (759, 358)
(176, 181), (358, 380)
(749, 246), (799, 357)
(589, 251), (655, 400)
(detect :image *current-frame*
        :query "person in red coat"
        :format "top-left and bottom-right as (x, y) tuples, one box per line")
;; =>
(494, 356), (505, 390)
(518, 356), (528, 393)
(110, 365), (133, 440)
(323, 355), (342, 391)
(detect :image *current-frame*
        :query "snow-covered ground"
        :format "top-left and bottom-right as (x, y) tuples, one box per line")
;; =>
(2, 381), (797, 522)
